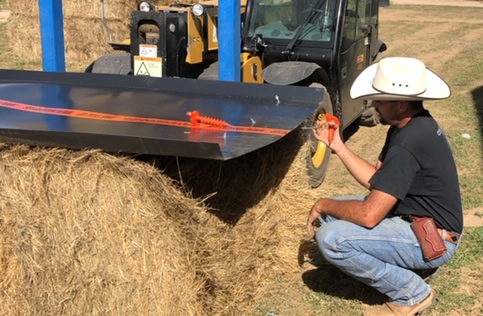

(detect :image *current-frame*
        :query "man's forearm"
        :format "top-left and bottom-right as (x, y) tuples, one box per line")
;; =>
(312, 198), (368, 226)
(308, 198), (365, 237)
(310, 190), (397, 230)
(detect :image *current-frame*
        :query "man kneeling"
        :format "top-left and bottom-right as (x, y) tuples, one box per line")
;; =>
(307, 57), (463, 316)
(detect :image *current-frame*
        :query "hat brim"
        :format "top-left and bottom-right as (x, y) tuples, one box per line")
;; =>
(350, 63), (451, 101)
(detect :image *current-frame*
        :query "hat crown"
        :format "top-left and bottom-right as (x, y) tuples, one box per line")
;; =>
(372, 57), (427, 96)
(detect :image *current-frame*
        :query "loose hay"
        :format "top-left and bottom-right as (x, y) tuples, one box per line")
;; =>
(0, 128), (324, 315)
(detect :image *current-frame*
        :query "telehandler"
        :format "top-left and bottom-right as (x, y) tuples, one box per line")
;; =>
(0, 0), (386, 187)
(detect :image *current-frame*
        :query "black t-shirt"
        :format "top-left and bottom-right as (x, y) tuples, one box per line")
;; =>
(369, 110), (463, 233)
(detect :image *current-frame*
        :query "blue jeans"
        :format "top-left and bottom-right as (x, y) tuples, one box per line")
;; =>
(314, 196), (460, 306)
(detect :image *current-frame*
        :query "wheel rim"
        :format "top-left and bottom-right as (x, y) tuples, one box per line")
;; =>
(310, 111), (329, 168)
(311, 140), (328, 167)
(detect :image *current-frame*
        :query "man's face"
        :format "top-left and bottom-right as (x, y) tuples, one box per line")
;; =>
(372, 100), (399, 125)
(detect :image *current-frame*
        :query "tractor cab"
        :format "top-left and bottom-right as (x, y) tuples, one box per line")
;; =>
(243, 0), (385, 127)
(245, 0), (336, 45)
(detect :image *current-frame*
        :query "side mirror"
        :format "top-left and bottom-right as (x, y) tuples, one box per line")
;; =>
(360, 24), (372, 36)
(245, 34), (267, 53)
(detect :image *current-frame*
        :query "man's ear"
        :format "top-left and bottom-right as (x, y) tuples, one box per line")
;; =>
(398, 100), (410, 113)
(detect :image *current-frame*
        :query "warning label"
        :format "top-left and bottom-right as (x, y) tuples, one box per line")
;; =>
(134, 56), (162, 77)
(139, 44), (157, 57)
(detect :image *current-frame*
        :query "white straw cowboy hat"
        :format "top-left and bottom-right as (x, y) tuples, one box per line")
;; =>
(350, 57), (451, 101)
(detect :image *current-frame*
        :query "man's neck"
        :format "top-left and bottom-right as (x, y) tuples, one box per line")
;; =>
(396, 108), (424, 128)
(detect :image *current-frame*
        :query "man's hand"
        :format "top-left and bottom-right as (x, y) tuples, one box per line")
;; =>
(307, 199), (326, 237)
(313, 120), (343, 152)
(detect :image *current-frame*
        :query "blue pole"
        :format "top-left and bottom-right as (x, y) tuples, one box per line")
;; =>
(218, 0), (240, 81)
(38, 0), (66, 72)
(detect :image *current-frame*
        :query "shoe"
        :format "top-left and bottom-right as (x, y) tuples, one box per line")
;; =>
(363, 291), (434, 316)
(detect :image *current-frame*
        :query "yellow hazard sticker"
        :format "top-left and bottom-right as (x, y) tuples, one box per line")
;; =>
(134, 56), (162, 77)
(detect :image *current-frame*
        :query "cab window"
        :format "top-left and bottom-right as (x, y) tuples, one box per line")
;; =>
(341, 0), (371, 51)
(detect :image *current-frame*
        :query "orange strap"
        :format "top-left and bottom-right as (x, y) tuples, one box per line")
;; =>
(0, 99), (290, 137)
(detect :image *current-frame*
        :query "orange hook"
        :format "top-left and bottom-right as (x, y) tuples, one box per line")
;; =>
(186, 110), (231, 127)
(325, 113), (340, 144)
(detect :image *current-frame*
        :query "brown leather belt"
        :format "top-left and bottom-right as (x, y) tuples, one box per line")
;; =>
(438, 228), (460, 245)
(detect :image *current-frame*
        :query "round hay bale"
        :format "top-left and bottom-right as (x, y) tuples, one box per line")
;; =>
(0, 127), (332, 315)
(0, 144), (211, 315)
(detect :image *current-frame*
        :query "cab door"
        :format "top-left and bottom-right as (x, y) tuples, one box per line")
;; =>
(338, 0), (377, 127)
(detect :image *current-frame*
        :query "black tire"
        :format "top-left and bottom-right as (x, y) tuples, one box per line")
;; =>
(85, 52), (131, 75)
(198, 61), (219, 80)
(306, 86), (333, 188)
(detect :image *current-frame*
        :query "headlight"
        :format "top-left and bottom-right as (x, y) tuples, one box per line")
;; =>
(192, 4), (204, 17)
(139, 2), (152, 12)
